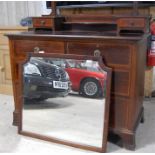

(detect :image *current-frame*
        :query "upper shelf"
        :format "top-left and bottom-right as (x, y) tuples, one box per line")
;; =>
(57, 2), (155, 9)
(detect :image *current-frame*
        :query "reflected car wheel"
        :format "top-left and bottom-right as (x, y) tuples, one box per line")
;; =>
(80, 78), (100, 98)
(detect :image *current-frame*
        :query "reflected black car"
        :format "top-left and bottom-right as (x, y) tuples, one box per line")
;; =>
(24, 57), (71, 101)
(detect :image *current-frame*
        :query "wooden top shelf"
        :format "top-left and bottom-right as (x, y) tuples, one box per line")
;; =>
(57, 2), (155, 9)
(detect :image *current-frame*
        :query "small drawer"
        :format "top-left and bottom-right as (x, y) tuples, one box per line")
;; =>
(33, 18), (53, 28)
(14, 40), (64, 54)
(118, 18), (145, 28)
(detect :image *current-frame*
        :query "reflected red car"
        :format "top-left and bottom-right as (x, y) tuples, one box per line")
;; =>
(65, 60), (107, 98)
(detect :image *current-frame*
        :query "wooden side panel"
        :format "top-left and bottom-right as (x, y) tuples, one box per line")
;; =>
(109, 96), (129, 129)
(127, 38), (147, 130)
(111, 70), (130, 96)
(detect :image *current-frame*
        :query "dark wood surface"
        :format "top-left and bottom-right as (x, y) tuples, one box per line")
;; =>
(6, 31), (147, 40)
(6, 30), (149, 150)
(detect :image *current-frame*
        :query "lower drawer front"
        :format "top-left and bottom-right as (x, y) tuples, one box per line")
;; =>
(14, 40), (65, 54)
(67, 42), (132, 67)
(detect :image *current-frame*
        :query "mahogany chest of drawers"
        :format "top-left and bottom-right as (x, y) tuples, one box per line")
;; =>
(7, 31), (149, 150)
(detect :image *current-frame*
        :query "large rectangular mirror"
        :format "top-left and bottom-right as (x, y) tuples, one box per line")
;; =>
(19, 54), (111, 152)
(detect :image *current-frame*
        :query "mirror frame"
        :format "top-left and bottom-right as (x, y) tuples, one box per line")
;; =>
(18, 53), (112, 153)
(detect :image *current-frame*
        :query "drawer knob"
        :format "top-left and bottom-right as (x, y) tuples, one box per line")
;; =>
(34, 47), (40, 53)
(94, 49), (101, 57)
(34, 47), (45, 54)
(41, 20), (45, 26)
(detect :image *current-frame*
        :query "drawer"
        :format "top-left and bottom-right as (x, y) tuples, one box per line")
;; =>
(67, 42), (132, 67)
(32, 18), (53, 28)
(118, 18), (145, 28)
(14, 40), (64, 54)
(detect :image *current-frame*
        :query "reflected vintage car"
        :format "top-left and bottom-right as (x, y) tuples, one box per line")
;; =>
(24, 58), (71, 101)
(47, 59), (107, 98)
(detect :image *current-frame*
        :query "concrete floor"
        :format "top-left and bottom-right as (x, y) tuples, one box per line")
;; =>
(0, 94), (155, 153)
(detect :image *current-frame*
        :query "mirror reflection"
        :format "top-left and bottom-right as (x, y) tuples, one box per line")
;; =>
(22, 56), (107, 147)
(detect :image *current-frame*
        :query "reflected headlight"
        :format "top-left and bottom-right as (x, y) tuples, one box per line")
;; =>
(24, 63), (41, 76)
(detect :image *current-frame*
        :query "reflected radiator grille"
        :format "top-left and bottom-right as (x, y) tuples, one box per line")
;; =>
(39, 65), (66, 81)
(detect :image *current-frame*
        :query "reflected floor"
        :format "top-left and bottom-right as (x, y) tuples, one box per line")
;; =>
(23, 95), (105, 147)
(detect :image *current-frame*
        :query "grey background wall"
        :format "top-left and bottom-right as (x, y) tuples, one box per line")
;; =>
(0, 1), (42, 26)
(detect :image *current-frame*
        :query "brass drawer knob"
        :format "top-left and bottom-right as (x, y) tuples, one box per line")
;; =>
(94, 49), (101, 57)
(40, 20), (45, 26)
(33, 47), (45, 54)
(34, 47), (40, 53)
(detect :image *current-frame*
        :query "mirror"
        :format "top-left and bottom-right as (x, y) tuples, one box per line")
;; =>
(19, 54), (111, 152)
